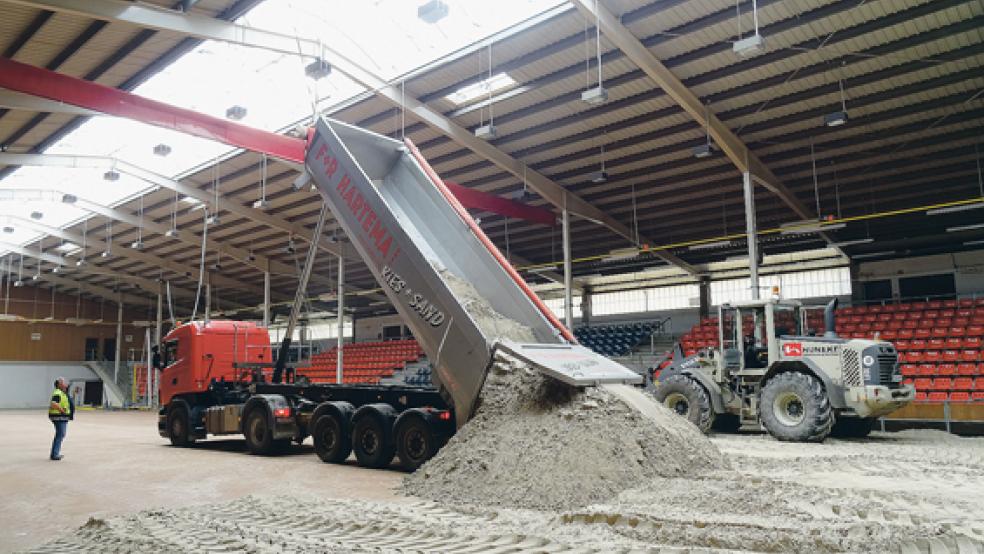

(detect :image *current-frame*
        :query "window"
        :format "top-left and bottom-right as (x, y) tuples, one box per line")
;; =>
(899, 273), (955, 299)
(162, 339), (179, 369)
(445, 72), (516, 105)
(712, 267), (851, 305)
(543, 296), (582, 320)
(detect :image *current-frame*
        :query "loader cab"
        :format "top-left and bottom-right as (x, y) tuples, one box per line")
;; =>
(718, 299), (804, 373)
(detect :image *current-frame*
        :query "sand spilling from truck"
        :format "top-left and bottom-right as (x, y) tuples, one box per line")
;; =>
(403, 270), (728, 510)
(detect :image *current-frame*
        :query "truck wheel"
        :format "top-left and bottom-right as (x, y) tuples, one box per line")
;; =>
(653, 374), (715, 433)
(352, 415), (395, 469)
(166, 404), (195, 447)
(760, 372), (833, 442)
(244, 409), (274, 455)
(830, 417), (876, 439)
(313, 413), (352, 463)
(396, 417), (437, 472)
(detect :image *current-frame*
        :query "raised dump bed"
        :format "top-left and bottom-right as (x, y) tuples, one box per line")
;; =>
(305, 117), (640, 425)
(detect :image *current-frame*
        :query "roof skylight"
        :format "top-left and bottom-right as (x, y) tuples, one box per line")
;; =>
(445, 72), (516, 106)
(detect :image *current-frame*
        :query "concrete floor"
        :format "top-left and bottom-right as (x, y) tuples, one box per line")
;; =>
(0, 410), (403, 552)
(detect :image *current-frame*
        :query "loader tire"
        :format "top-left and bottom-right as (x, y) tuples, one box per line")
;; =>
(831, 417), (875, 439)
(760, 372), (833, 442)
(654, 374), (715, 434)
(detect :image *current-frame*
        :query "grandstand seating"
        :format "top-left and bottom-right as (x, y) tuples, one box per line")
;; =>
(672, 297), (984, 403)
(298, 339), (425, 385)
(574, 322), (658, 357)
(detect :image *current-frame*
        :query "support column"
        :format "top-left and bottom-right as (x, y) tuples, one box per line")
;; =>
(204, 272), (211, 324)
(145, 327), (152, 408)
(155, 283), (163, 345)
(262, 269), (271, 327)
(562, 204), (573, 330)
(154, 283), (162, 408)
(581, 286), (592, 327)
(699, 276), (711, 319)
(114, 295), (122, 406)
(743, 171), (760, 300)
(336, 255), (345, 385)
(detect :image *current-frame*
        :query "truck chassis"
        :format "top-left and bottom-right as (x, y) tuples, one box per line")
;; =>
(159, 381), (454, 471)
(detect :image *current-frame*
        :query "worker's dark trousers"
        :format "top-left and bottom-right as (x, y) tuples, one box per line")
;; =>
(50, 420), (67, 459)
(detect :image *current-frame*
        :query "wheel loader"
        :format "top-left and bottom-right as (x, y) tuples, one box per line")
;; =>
(653, 298), (915, 441)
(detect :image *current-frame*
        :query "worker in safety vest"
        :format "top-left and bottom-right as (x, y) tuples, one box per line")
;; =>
(48, 377), (72, 461)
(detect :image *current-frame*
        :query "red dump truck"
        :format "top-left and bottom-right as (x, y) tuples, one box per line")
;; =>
(158, 320), (454, 470)
(157, 117), (640, 470)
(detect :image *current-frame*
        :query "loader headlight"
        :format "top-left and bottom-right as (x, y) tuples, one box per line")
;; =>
(862, 355), (875, 367)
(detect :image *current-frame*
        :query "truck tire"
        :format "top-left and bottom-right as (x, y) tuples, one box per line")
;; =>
(653, 374), (715, 433)
(312, 412), (352, 464)
(831, 417), (876, 439)
(243, 408), (275, 455)
(760, 372), (834, 442)
(396, 416), (437, 472)
(166, 403), (195, 447)
(352, 414), (395, 469)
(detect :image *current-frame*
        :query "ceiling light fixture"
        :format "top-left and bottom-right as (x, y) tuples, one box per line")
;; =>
(153, 144), (172, 156)
(225, 105), (247, 120)
(304, 58), (332, 80)
(581, 0), (608, 106)
(61, 194), (77, 204)
(693, 102), (716, 158)
(927, 202), (984, 215)
(829, 238), (874, 247)
(590, 141), (608, 183)
(103, 170), (120, 181)
(2, 226), (13, 234)
(780, 222), (846, 234)
(852, 251), (896, 260)
(417, 0), (449, 23)
(603, 247), (638, 262)
(30, 211), (43, 220)
(823, 78), (849, 127)
(688, 240), (732, 251)
(947, 223), (984, 233)
(732, 0), (765, 56)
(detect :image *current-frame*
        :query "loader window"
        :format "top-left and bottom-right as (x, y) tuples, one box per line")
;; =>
(773, 305), (800, 337)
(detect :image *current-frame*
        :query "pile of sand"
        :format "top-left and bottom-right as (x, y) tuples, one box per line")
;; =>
(403, 270), (728, 510)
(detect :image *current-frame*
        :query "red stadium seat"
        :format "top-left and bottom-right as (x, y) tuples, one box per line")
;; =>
(914, 328), (932, 339)
(927, 392), (948, 402)
(953, 377), (974, 390)
(897, 329), (915, 339)
(928, 301), (943, 309)
(931, 327), (950, 338)
(950, 392), (971, 402)
(924, 351), (942, 363)
(900, 364), (919, 376)
(913, 377), (933, 390)
(965, 337), (982, 349)
(931, 378), (953, 390)
(943, 299), (958, 309)
(917, 364), (938, 376)
(880, 330), (898, 341)
(956, 363), (978, 375)
(915, 392), (928, 402)
(895, 340), (912, 351)
(949, 327), (967, 337)
(942, 350), (960, 363)
(962, 350), (981, 362)
(928, 338), (946, 349)
(945, 337), (963, 349)
(937, 363), (957, 376)
(903, 320), (920, 329)
(975, 391), (984, 401)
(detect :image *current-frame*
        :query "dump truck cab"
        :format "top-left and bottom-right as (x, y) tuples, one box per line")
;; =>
(158, 321), (272, 406)
(656, 297), (915, 441)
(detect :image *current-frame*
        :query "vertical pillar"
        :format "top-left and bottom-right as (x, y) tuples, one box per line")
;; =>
(336, 255), (345, 385)
(204, 272), (211, 324)
(114, 295), (123, 406)
(145, 327), (152, 408)
(155, 283), (163, 345)
(562, 204), (573, 330)
(262, 269), (271, 327)
(699, 276), (711, 319)
(581, 286), (592, 327)
(743, 171), (760, 300)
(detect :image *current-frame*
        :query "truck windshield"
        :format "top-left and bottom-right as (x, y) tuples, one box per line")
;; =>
(163, 340), (179, 369)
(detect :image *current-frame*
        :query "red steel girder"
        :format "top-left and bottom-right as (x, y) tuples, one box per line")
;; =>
(0, 56), (556, 226)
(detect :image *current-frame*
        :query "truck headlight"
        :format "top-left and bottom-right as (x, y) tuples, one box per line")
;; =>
(862, 355), (875, 367)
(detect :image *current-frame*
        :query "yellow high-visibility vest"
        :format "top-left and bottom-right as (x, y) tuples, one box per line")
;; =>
(49, 388), (69, 419)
